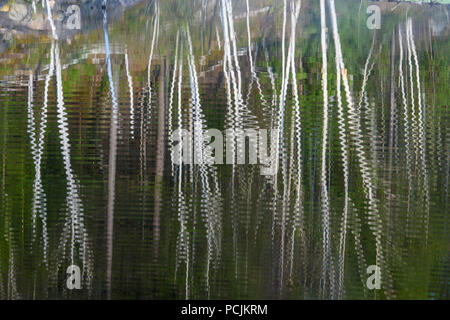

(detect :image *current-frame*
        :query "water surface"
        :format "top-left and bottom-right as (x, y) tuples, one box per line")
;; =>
(0, 0), (449, 299)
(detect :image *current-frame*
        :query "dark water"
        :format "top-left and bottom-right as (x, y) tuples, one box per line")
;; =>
(0, 0), (448, 299)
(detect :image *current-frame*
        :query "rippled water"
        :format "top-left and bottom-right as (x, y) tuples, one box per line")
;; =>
(0, 0), (448, 299)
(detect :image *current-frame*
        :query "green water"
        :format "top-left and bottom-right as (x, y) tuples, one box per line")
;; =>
(0, 0), (448, 299)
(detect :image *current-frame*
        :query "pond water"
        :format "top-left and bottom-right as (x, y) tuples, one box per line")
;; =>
(0, 0), (448, 299)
